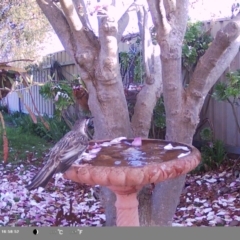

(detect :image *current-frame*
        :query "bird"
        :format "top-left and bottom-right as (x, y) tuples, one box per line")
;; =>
(26, 117), (94, 191)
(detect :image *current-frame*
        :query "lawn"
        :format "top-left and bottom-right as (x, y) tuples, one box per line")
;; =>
(0, 126), (53, 164)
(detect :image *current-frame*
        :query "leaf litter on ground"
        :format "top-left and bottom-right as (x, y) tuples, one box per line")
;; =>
(0, 156), (240, 227)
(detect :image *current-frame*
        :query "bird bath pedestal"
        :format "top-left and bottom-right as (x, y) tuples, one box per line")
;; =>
(63, 139), (201, 226)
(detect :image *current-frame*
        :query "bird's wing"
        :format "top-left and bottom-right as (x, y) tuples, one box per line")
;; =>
(51, 131), (89, 173)
(26, 129), (88, 190)
(26, 155), (60, 190)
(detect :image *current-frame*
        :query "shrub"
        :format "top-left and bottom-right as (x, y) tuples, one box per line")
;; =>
(149, 96), (166, 139)
(34, 115), (70, 142)
(212, 70), (240, 133)
(3, 112), (70, 143)
(195, 127), (227, 172)
(0, 105), (8, 113)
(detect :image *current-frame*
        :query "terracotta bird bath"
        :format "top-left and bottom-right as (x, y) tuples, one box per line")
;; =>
(63, 139), (201, 226)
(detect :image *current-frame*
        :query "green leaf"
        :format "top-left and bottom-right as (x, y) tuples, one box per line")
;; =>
(212, 82), (228, 101)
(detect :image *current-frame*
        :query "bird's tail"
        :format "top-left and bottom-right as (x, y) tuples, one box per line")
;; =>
(26, 164), (57, 191)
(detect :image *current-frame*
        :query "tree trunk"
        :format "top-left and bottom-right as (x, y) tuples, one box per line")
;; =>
(99, 3), (163, 226)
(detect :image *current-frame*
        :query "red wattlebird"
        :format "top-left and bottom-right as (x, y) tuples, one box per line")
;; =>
(26, 117), (94, 191)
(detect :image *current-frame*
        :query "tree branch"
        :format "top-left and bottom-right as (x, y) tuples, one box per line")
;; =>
(147, 0), (171, 37)
(187, 21), (240, 100)
(131, 6), (162, 137)
(148, 0), (188, 141)
(115, 0), (136, 43)
(115, 0), (135, 22)
(59, 0), (82, 31)
(71, 0), (99, 45)
(142, 6), (152, 82)
(73, 0), (94, 31)
(91, 8), (121, 86)
(117, 10), (130, 43)
(131, 45), (162, 137)
(159, 0), (171, 35)
(136, 5), (144, 51)
(136, 4), (152, 83)
(59, 0), (99, 47)
(37, 0), (98, 50)
(147, 0), (162, 29)
(184, 33), (240, 128)
(1, 59), (34, 64)
(175, 0), (188, 32)
(36, 0), (76, 55)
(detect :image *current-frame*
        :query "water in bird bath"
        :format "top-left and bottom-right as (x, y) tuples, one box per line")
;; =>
(86, 139), (191, 167)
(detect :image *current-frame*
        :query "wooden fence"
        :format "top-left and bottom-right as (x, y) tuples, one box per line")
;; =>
(3, 51), (78, 117)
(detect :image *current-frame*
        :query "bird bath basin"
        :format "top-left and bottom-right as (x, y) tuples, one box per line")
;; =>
(63, 138), (201, 226)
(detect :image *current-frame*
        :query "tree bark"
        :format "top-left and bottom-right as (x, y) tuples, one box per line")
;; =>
(131, 4), (162, 137)
(147, 0), (189, 226)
